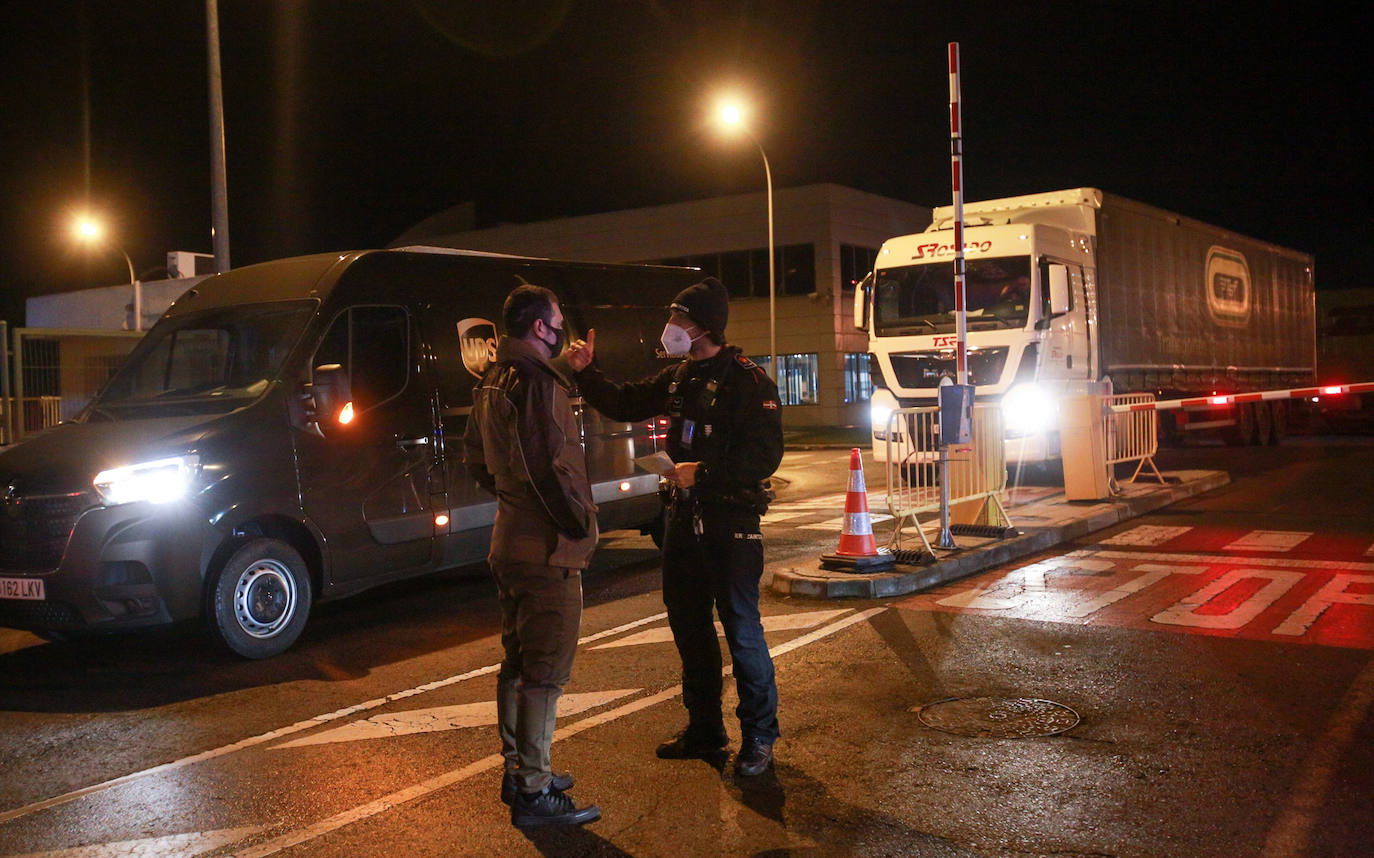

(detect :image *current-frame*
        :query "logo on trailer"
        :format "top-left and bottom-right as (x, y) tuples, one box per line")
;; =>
(457, 318), (498, 378)
(912, 240), (993, 259)
(1204, 246), (1252, 327)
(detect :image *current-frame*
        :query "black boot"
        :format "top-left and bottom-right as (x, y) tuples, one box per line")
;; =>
(734, 737), (774, 776)
(501, 771), (574, 805)
(656, 724), (729, 759)
(510, 785), (601, 828)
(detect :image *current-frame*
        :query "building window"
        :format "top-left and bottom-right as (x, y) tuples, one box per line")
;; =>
(750, 352), (820, 406)
(843, 352), (872, 403)
(840, 244), (878, 292)
(643, 243), (815, 299)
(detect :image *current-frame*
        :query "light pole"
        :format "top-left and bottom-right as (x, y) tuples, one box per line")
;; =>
(74, 216), (143, 330)
(716, 99), (776, 383)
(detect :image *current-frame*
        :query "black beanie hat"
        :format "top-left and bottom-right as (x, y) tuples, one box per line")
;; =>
(670, 276), (730, 337)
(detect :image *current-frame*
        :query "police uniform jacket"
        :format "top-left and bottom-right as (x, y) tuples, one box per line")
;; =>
(464, 337), (599, 569)
(575, 346), (784, 509)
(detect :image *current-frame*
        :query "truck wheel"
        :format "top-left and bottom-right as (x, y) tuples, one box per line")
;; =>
(1225, 402), (1257, 446)
(1268, 402), (1287, 445)
(207, 538), (312, 659)
(1253, 400), (1273, 446)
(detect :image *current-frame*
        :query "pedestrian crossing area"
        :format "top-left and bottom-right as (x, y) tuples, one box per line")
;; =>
(900, 523), (1374, 649)
(1096, 524), (1374, 558)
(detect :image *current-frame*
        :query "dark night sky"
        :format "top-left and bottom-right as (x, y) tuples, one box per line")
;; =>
(0, 1), (1366, 326)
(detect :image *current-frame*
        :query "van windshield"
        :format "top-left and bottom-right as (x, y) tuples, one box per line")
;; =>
(874, 256), (1032, 336)
(87, 301), (316, 419)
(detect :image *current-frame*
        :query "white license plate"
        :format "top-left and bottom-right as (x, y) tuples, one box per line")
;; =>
(0, 577), (45, 601)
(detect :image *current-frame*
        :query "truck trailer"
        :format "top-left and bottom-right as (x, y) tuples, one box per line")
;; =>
(855, 188), (1316, 462)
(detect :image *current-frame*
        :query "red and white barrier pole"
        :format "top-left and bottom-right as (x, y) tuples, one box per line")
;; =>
(1106, 381), (1374, 414)
(948, 42), (968, 386)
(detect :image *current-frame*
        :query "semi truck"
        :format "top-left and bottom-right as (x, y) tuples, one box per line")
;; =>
(855, 188), (1316, 462)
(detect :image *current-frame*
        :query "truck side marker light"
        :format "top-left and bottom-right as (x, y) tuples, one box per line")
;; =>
(338, 402), (355, 424)
(434, 514), (449, 527)
(619, 482), (632, 493)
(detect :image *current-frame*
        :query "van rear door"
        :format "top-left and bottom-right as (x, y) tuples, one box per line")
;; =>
(294, 304), (438, 584)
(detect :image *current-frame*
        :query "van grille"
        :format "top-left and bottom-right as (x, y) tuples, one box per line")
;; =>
(889, 347), (1008, 388)
(0, 491), (94, 573)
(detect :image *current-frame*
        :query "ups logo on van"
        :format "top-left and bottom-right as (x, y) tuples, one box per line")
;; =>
(457, 318), (499, 378)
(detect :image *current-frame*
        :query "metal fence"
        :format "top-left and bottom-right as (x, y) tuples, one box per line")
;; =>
(884, 404), (1011, 555)
(1103, 392), (1164, 484)
(2, 328), (143, 444)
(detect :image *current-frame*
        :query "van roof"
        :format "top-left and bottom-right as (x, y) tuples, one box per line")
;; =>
(166, 248), (701, 317)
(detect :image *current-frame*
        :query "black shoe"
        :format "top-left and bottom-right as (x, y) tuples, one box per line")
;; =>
(656, 725), (729, 759)
(501, 771), (574, 805)
(734, 738), (774, 776)
(510, 786), (601, 828)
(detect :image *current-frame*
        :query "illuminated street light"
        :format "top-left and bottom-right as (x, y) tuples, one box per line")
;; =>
(715, 96), (776, 383)
(73, 214), (144, 331)
(72, 216), (135, 285)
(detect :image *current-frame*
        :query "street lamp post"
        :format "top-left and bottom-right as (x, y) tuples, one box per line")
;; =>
(74, 217), (143, 330)
(717, 101), (776, 383)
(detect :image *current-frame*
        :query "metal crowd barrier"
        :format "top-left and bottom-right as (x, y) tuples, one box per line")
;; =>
(1103, 393), (1164, 484)
(884, 404), (1011, 556)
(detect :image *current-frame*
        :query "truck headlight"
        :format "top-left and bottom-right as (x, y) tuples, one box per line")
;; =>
(1002, 384), (1056, 437)
(94, 455), (201, 506)
(870, 390), (900, 439)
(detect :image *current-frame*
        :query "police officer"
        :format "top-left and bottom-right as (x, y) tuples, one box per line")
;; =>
(565, 276), (784, 776)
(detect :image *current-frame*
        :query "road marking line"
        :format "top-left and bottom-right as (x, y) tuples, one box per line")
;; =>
(0, 612), (668, 826)
(1224, 531), (1312, 552)
(8, 825), (266, 858)
(1098, 525), (1193, 547)
(273, 689), (640, 749)
(1260, 655), (1374, 858)
(1062, 563), (1210, 618)
(592, 608), (852, 650)
(1271, 574), (1374, 636)
(230, 607), (885, 857)
(1087, 548), (1374, 573)
(1151, 568), (1305, 629)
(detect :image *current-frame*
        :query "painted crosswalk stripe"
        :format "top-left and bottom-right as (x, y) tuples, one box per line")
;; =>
(8, 826), (266, 858)
(1098, 525), (1193, 547)
(1224, 531), (1312, 552)
(273, 689), (640, 749)
(592, 608), (852, 650)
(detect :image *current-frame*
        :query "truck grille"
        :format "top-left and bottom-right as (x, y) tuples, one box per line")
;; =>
(889, 347), (1008, 389)
(0, 491), (95, 573)
(0, 598), (82, 628)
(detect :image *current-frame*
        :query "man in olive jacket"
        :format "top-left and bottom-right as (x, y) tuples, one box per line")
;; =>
(463, 284), (600, 828)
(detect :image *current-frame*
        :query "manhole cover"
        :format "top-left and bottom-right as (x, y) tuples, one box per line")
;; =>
(916, 696), (1079, 738)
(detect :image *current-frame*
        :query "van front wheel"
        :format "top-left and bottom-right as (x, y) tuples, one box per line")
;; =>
(208, 538), (312, 659)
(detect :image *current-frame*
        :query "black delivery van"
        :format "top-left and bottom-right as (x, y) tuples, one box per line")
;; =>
(0, 247), (701, 657)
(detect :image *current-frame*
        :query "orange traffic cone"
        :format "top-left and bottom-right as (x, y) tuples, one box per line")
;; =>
(821, 448), (894, 571)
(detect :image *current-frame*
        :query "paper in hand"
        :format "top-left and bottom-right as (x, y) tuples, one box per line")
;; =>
(633, 451), (677, 476)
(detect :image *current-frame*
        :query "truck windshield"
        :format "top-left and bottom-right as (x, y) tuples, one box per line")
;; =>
(86, 301), (316, 419)
(873, 256), (1033, 336)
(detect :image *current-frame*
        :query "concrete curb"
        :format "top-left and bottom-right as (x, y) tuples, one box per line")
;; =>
(770, 470), (1230, 599)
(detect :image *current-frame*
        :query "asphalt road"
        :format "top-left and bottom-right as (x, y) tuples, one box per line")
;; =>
(0, 438), (1371, 857)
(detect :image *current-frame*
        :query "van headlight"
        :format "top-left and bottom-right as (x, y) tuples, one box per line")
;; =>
(1002, 384), (1056, 438)
(94, 455), (201, 506)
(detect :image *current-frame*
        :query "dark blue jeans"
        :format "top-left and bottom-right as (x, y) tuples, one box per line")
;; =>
(662, 502), (780, 743)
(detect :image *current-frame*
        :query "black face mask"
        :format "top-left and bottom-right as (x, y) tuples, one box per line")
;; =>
(540, 324), (566, 358)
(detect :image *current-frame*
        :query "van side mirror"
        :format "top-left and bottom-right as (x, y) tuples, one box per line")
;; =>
(1048, 264), (1070, 316)
(310, 364), (354, 429)
(852, 271), (872, 331)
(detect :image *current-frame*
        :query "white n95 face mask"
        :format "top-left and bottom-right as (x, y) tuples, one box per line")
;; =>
(660, 323), (696, 357)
